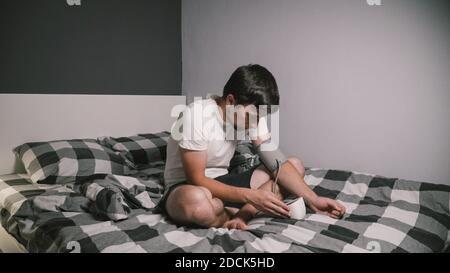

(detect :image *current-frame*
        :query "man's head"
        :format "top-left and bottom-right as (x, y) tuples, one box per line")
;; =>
(221, 64), (280, 130)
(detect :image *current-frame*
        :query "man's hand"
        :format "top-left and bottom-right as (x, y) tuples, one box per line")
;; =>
(222, 217), (249, 230)
(307, 197), (346, 219)
(244, 189), (291, 218)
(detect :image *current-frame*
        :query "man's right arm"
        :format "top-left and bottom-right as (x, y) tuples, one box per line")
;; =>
(179, 147), (290, 217)
(179, 147), (250, 203)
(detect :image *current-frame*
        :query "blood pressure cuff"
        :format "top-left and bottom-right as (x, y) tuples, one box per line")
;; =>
(255, 142), (287, 173)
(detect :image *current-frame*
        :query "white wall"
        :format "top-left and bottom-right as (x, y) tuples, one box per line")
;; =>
(182, 0), (449, 184)
(0, 94), (186, 175)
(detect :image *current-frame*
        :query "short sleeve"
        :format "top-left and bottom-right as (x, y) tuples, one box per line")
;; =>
(176, 106), (208, 151)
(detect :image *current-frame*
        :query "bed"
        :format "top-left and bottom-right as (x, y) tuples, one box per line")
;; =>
(0, 165), (449, 253)
(0, 94), (449, 253)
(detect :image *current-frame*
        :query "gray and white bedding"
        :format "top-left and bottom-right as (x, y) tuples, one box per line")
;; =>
(1, 164), (449, 253)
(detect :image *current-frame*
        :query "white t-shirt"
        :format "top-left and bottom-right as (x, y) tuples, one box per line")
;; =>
(163, 98), (238, 190)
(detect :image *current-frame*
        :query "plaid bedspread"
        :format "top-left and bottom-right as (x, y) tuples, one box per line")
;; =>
(1, 166), (449, 253)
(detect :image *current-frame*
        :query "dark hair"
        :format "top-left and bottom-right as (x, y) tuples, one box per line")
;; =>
(223, 64), (279, 113)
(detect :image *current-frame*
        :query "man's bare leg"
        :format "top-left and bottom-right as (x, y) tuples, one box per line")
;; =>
(223, 156), (345, 229)
(260, 156), (346, 218)
(222, 159), (299, 220)
(165, 184), (230, 228)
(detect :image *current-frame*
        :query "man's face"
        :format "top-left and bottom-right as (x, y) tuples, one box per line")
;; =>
(233, 104), (259, 130)
(224, 95), (259, 130)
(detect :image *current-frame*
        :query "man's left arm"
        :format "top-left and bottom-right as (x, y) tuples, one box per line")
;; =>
(249, 117), (346, 219)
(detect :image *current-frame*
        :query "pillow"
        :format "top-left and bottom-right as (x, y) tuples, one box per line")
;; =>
(13, 139), (127, 184)
(97, 131), (170, 168)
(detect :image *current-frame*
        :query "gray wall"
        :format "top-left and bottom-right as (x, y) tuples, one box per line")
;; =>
(182, 0), (450, 184)
(0, 0), (181, 95)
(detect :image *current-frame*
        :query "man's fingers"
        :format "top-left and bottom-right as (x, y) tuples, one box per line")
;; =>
(261, 207), (284, 218)
(335, 201), (346, 213)
(319, 210), (338, 219)
(268, 203), (290, 218)
(328, 212), (339, 219)
(268, 205), (289, 218)
(331, 201), (343, 212)
(331, 210), (343, 218)
(316, 210), (336, 219)
(271, 198), (290, 213)
(325, 199), (345, 217)
(267, 209), (286, 218)
(333, 202), (346, 217)
(339, 204), (346, 214)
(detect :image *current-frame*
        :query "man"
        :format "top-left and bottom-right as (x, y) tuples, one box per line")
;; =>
(161, 64), (346, 229)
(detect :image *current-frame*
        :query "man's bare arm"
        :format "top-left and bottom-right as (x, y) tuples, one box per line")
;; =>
(251, 135), (318, 204)
(179, 147), (290, 217)
(179, 148), (251, 203)
(251, 135), (346, 218)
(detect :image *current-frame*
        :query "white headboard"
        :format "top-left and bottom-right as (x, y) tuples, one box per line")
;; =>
(0, 94), (186, 175)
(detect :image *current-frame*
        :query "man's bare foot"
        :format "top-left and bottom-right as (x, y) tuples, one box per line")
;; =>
(222, 216), (249, 230)
(221, 207), (249, 230)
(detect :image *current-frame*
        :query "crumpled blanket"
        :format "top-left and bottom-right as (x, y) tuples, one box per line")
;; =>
(16, 173), (164, 222)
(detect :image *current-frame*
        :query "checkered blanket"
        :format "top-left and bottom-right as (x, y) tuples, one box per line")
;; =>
(1, 167), (449, 253)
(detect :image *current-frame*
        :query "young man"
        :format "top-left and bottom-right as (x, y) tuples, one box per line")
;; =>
(162, 64), (346, 229)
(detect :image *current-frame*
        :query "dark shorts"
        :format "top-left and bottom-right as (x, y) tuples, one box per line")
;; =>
(159, 165), (260, 212)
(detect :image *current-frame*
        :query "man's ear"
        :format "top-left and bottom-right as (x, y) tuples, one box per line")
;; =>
(225, 94), (236, 105)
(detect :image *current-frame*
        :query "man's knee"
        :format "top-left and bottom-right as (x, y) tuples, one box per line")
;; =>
(166, 185), (223, 227)
(287, 157), (305, 177)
